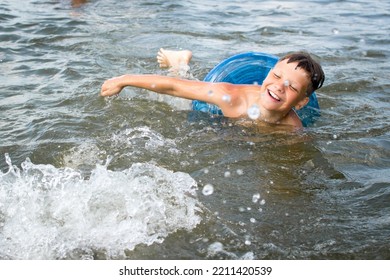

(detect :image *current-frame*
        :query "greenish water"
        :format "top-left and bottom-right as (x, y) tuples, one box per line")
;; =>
(0, 0), (389, 259)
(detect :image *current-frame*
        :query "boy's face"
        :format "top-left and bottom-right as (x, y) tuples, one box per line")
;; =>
(261, 60), (310, 112)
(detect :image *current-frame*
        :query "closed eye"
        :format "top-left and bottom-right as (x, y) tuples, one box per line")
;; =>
(273, 72), (281, 79)
(289, 85), (298, 93)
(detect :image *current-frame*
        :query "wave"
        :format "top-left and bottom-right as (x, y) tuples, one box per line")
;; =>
(0, 154), (201, 259)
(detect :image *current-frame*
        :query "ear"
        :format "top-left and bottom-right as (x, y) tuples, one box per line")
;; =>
(294, 96), (309, 110)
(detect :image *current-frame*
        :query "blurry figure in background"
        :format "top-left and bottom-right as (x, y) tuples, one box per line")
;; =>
(71, 0), (88, 8)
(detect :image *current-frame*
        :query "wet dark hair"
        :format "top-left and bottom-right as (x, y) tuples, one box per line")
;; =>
(279, 52), (325, 96)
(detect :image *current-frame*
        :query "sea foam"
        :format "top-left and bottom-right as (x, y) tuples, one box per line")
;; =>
(0, 154), (201, 259)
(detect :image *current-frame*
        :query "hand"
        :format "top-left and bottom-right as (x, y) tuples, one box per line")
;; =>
(100, 76), (125, 97)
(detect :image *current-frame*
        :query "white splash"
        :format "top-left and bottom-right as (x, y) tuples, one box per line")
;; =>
(208, 241), (224, 254)
(111, 126), (179, 153)
(0, 154), (201, 259)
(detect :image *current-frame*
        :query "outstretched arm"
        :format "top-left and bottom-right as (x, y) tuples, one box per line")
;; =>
(101, 74), (203, 98)
(100, 74), (248, 117)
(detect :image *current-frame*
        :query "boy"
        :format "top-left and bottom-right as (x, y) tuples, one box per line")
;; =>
(100, 48), (325, 128)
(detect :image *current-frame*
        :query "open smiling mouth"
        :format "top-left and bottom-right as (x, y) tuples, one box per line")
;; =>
(267, 89), (281, 101)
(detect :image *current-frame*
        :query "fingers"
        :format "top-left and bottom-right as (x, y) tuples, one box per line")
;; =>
(100, 87), (119, 97)
(100, 78), (118, 96)
(100, 81), (110, 96)
(100, 76), (126, 97)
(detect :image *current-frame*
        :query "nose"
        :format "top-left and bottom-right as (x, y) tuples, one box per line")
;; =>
(274, 80), (287, 93)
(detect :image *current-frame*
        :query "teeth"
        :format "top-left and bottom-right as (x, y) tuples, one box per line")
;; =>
(269, 90), (280, 101)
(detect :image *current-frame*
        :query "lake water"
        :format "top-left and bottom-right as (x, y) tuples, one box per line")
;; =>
(0, 0), (389, 260)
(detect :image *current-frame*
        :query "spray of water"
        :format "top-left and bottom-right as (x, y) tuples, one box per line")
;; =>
(0, 154), (201, 259)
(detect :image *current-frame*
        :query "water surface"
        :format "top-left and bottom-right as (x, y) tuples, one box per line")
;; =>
(0, 0), (389, 259)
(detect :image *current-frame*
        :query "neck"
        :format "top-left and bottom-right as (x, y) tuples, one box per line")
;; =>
(256, 103), (289, 124)
(260, 111), (285, 124)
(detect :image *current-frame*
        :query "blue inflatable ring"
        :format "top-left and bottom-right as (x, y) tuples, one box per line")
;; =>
(191, 52), (320, 126)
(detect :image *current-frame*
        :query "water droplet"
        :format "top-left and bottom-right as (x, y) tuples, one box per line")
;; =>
(247, 104), (261, 120)
(208, 242), (224, 253)
(332, 28), (339, 35)
(236, 169), (244, 176)
(284, 80), (290, 86)
(239, 221), (246, 227)
(151, 83), (156, 88)
(245, 239), (251, 246)
(207, 90), (213, 96)
(222, 94), (231, 103)
(241, 252), (255, 260)
(252, 193), (261, 203)
(259, 199), (266, 205)
(202, 184), (214, 196)
(224, 171), (231, 178)
(250, 218), (256, 223)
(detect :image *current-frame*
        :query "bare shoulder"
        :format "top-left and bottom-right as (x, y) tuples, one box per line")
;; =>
(215, 83), (260, 118)
(280, 110), (303, 128)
